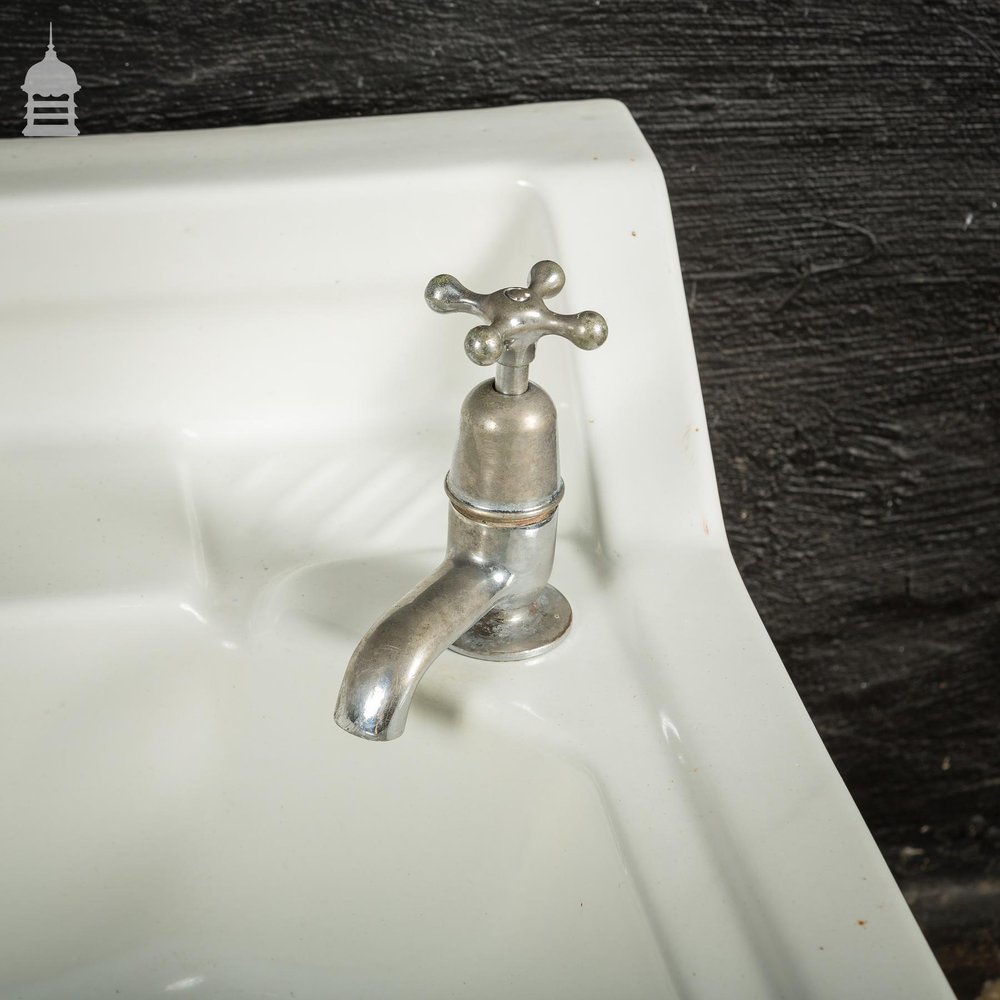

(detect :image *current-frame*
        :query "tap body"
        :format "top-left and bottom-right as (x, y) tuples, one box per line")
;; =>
(335, 262), (605, 741)
(335, 380), (568, 741)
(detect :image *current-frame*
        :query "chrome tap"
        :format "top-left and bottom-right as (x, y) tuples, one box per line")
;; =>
(335, 261), (607, 740)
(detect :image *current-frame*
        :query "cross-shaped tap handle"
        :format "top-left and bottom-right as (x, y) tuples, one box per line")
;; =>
(425, 260), (608, 394)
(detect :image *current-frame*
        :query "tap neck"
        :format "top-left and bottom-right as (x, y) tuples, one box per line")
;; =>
(494, 362), (530, 395)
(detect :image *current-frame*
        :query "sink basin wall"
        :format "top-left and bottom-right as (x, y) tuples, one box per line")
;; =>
(1, 597), (674, 999)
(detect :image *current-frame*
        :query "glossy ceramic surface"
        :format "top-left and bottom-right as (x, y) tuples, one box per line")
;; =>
(0, 101), (953, 998)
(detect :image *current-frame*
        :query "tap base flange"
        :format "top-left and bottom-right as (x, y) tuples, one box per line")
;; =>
(450, 585), (571, 661)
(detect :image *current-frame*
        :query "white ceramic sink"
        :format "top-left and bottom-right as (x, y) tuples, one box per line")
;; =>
(0, 101), (952, 998)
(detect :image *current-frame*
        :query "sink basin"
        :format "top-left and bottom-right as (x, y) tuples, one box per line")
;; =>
(0, 100), (952, 998)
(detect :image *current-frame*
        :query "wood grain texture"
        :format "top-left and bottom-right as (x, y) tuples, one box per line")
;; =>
(3, 0), (998, 993)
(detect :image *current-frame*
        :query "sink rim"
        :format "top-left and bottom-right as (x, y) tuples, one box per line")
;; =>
(0, 100), (954, 998)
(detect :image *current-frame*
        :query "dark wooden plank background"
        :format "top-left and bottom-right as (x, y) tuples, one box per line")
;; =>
(3, 1), (997, 994)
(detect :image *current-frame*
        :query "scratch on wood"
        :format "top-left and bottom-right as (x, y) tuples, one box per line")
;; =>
(775, 216), (880, 311)
(955, 23), (1000, 63)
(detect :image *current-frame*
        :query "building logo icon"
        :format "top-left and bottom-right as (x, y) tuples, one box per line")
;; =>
(22, 24), (80, 137)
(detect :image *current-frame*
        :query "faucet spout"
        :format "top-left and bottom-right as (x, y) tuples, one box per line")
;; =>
(335, 556), (511, 741)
